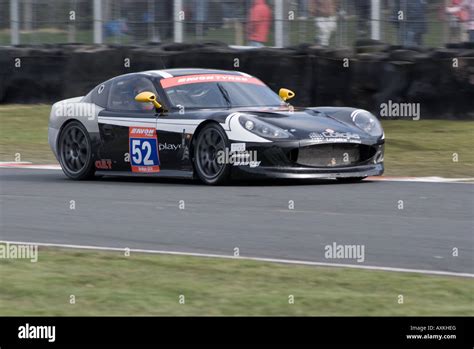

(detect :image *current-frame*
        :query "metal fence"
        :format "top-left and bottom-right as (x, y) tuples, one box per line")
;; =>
(1, 0), (473, 47)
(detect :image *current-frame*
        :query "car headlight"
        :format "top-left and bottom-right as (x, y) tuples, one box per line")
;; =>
(239, 114), (291, 139)
(351, 110), (383, 137)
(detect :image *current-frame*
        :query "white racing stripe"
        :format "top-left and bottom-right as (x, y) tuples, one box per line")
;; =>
(98, 116), (203, 125)
(97, 116), (204, 134)
(239, 72), (253, 78)
(97, 113), (272, 143)
(145, 70), (173, 78)
(1, 240), (472, 278)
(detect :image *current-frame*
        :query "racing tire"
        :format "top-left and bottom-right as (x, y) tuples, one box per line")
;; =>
(193, 123), (231, 185)
(58, 121), (95, 180)
(336, 177), (367, 183)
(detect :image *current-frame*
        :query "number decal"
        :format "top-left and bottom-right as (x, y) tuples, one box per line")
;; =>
(142, 141), (153, 165)
(129, 127), (160, 173)
(131, 140), (153, 165)
(131, 139), (142, 165)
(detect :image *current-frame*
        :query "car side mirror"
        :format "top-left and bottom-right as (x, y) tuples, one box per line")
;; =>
(279, 88), (295, 102)
(135, 91), (162, 111)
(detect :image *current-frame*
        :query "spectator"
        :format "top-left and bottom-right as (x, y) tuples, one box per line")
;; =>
(393, 0), (427, 46)
(446, 0), (473, 42)
(104, 18), (129, 40)
(407, 0), (427, 46)
(222, 1), (238, 21)
(299, 0), (309, 19)
(156, 1), (173, 41)
(195, 0), (209, 38)
(247, 0), (272, 47)
(468, 0), (474, 42)
(355, 0), (371, 38)
(309, 0), (338, 47)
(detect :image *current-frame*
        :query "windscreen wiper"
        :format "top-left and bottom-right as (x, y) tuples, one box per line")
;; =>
(217, 83), (232, 108)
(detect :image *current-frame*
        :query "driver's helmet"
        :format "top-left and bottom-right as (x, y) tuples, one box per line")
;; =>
(188, 84), (212, 98)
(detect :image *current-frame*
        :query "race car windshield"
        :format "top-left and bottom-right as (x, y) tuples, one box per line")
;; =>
(160, 75), (283, 109)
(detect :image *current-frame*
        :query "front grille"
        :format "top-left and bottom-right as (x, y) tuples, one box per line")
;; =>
(296, 144), (366, 167)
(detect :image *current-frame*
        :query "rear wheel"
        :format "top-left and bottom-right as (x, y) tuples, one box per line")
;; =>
(336, 177), (366, 183)
(58, 121), (95, 180)
(193, 123), (231, 185)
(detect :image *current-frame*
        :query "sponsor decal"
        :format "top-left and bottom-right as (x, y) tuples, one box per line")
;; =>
(180, 130), (191, 161)
(160, 74), (265, 89)
(309, 130), (361, 144)
(129, 127), (160, 173)
(129, 127), (155, 137)
(159, 143), (181, 151)
(95, 159), (112, 170)
(230, 143), (246, 152)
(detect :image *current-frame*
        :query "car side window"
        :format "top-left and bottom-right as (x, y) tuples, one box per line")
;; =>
(107, 76), (157, 112)
(92, 82), (110, 107)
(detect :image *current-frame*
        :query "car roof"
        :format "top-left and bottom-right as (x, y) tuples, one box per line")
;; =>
(143, 68), (251, 78)
(104, 69), (255, 86)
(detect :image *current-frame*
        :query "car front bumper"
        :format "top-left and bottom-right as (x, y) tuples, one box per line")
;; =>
(229, 140), (384, 179)
(231, 163), (384, 179)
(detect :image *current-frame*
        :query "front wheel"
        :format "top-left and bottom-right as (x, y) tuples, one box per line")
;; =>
(193, 123), (231, 185)
(58, 121), (95, 180)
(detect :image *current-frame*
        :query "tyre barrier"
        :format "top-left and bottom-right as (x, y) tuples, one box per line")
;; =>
(0, 42), (472, 119)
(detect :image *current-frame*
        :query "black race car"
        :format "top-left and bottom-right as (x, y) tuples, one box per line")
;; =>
(48, 68), (384, 184)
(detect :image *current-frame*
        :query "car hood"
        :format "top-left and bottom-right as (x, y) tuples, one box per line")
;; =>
(233, 107), (374, 143)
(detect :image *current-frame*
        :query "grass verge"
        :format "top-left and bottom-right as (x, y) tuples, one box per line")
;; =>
(0, 247), (472, 316)
(0, 105), (472, 177)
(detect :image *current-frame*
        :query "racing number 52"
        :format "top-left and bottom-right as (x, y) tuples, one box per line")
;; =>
(131, 139), (154, 166)
(128, 126), (160, 173)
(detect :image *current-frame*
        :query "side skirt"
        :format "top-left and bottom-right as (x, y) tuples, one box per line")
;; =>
(95, 170), (194, 179)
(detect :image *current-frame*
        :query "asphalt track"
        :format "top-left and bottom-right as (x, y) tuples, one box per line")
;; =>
(0, 168), (473, 274)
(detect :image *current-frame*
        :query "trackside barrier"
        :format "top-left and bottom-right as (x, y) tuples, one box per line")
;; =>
(0, 42), (473, 119)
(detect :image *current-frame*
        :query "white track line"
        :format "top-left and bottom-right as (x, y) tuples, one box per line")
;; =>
(0, 162), (472, 183)
(0, 162), (61, 170)
(1, 240), (472, 278)
(368, 176), (474, 183)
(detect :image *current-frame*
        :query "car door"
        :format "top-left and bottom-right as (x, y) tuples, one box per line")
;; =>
(97, 75), (159, 173)
(150, 79), (205, 173)
(153, 109), (195, 173)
